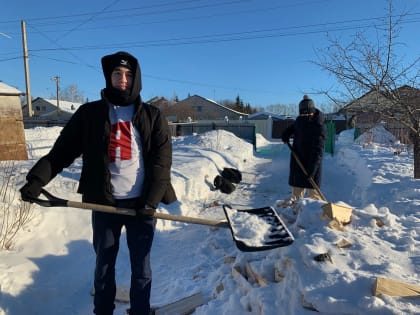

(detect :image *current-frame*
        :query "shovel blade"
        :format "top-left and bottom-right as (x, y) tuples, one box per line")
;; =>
(223, 205), (294, 252)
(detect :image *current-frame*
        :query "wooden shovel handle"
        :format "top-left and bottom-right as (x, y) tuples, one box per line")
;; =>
(69, 200), (229, 227)
(32, 189), (229, 228)
(286, 142), (327, 202)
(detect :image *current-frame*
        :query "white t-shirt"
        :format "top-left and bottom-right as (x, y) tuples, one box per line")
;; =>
(108, 104), (145, 199)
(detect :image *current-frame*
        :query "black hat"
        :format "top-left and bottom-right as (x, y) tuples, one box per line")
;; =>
(298, 95), (315, 115)
(101, 51), (142, 106)
(102, 53), (134, 72)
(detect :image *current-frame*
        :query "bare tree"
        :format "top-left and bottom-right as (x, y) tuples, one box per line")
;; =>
(265, 103), (298, 116)
(50, 84), (86, 103)
(313, 1), (420, 178)
(0, 161), (34, 250)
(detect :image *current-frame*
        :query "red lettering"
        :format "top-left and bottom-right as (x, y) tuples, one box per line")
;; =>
(109, 121), (132, 162)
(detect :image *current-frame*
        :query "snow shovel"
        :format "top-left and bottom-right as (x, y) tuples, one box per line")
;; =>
(223, 205), (294, 252)
(285, 142), (352, 224)
(30, 189), (294, 251)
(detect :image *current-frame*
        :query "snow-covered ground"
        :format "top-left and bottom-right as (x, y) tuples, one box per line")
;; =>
(0, 125), (419, 315)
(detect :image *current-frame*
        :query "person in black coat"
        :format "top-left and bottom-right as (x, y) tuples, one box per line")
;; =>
(20, 51), (176, 315)
(282, 95), (327, 202)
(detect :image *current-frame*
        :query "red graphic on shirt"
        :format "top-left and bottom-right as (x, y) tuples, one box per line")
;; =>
(109, 121), (132, 162)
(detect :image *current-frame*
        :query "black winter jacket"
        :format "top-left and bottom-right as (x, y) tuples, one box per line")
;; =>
(282, 109), (327, 188)
(27, 94), (176, 208)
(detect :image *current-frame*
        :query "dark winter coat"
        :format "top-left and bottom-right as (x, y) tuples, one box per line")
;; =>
(26, 94), (176, 208)
(282, 109), (327, 189)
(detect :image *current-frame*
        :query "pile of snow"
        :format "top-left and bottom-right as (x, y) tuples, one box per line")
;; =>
(0, 127), (418, 315)
(354, 124), (398, 146)
(336, 128), (356, 146)
(337, 124), (398, 147)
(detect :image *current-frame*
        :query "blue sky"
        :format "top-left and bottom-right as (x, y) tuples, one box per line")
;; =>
(1, 0), (419, 109)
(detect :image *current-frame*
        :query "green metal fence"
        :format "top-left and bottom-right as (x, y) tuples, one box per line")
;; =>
(170, 122), (256, 149)
(325, 121), (336, 155)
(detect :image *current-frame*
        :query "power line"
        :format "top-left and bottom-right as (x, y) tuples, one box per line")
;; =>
(0, 0), (251, 25)
(17, 0), (126, 75)
(56, 0), (122, 42)
(2, 1), (419, 99)
(2, 1), (420, 41)
(25, 15), (420, 52)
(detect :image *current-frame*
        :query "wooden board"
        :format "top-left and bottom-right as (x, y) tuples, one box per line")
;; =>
(91, 288), (205, 314)
(154, 292), (205, 315)
(0, 118), (28, 160)
(373, 277), (420, 297)
(322, 203), (352, 224)
(336, 238), (352, 249)
(231, 264), (264, 314)
(245, 261), (269, 287)
(90, 286), (130, 303)
(231, 265), (252, 291)
(116, 286), (129, 302)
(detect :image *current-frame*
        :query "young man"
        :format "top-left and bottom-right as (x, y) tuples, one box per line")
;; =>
(20, 51), (176, 315)
(281, 95), (326, 202)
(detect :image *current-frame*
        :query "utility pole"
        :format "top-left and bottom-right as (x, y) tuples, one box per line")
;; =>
(52, 76), (60, 115)
(21, 20), (32, 117)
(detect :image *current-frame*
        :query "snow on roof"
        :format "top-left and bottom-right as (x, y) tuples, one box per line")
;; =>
(193, 95), (249, 116)
(329, 113), (346, 120)
(0, 82), (24, 95)
(248, 111), (292, 120)
(41, 98), (83, 114)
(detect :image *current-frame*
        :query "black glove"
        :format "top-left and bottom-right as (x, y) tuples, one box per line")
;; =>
(136, 205), (156, 220)
(20, 178), (43, 202)
(281, 134), (289, 144)
(213, 175), (235, 194)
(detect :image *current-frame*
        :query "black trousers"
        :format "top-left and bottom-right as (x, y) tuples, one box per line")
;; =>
(92, 198), (156, 315)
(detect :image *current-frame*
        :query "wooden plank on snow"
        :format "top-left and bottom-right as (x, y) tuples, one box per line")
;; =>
(321, 203), (352, 224)
(115, 286), (130, 302)
(91, 286), (130, 303)
(154, 292), (206, 315)
(92, 287), (206, 313)
(274, 267), (284, 282)
(232, 265), (252, 291)
(245, 261), (269, 287)
(373, 277), (420, 297)
(336, 238), (352, 249)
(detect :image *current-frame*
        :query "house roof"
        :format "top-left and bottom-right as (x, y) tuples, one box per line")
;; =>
(340, 85), (420, 113)
(147, 96), (168, 104)
(0, 82), (24, 96)
(340, 89), (379, 112)
(182, 94), (249, 116)
(29, 97), (83, 117)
